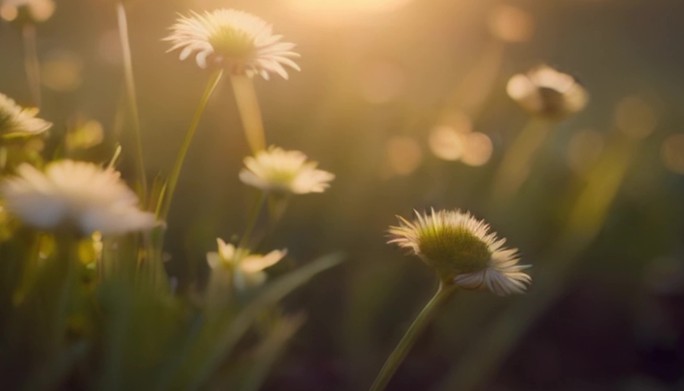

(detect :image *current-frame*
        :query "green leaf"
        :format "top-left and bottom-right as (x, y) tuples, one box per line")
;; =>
(169, 253), (343, 390)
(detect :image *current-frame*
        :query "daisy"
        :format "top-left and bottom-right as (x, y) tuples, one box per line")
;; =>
(388, 209), (531, 296)
(164, 9), (300, 79)
(207, 238), (286, 290)
(239, 146), (334, 194)
(506, 65), (588, 120)
(0, 92), (51, 140)
(0, 160), (158, 235)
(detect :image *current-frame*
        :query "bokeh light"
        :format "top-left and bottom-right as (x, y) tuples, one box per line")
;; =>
(488, 4), (535, 43)
(384, 136), (423, 176)
(460, 132), (493, 167)
(614, 96), (658, 139)
(661, 133), (684, 174)
(428, 125), (466, 161)
(41, 51), (84, 92)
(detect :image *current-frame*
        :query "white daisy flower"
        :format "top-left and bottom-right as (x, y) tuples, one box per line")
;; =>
(388, 209), (531, 296)
(207, 238), (286, 290)
(0, 0), (55, 23)
(507, 64), (588, 120)
(164, 9), (300, 79)
(0, 160), (158, 235)
(239, 146), (335, 194)
(0, 92), (51, 140)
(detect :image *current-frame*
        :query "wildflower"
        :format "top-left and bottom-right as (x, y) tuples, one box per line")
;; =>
(239, 146), (334, 194)
(0, 160), (158, 235)
(0, 92), (51, 140)
(388, 209), (531, 295)
(207, 238), (286, 290)
(0, 0), (55, 23)
(164, 9), (300, 79)
(506, 65), (588, 120)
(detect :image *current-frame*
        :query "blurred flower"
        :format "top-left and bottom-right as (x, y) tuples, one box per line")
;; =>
(507, 65), (588, 120)
(207, 238), (286, 290)
(0, 0), (55, 23)
(0, 92), (51, 140)
(65, 119), (104, 152)
(0, 160), (158, 235)
(164, 9), (300, 79)
(389, 209), (531, 295)
(239, 146), (335, 194)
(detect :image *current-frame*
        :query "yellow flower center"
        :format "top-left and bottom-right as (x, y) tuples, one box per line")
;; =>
(209, 26), (255, 60)
(418, 226), (491, 280)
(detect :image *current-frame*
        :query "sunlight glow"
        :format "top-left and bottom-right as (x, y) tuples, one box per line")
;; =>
(287, 0), (413, 16)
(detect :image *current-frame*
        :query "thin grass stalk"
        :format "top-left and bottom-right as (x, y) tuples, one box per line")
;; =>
(116, 2), (147, 200)
(238, 191), (267, 250)
(21, 24), (41, 107)
(158, 69), (224, 220)
(230, 74), (266, 153)
(369, 282), (456, 391)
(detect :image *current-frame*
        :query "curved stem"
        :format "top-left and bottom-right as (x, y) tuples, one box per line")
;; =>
(116, 1), (147, 200)
(369, 282), (456, 391)
(22, 24), (41, 107)
(230, 74), (266, 153)
(158, 69), (224, 220)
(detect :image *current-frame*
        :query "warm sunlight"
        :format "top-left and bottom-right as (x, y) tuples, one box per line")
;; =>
(286, 0), (413, 16)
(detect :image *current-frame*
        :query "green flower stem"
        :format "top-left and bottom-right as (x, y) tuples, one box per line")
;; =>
(22, 23), (41, 107)
(230, 74), (266, 153)
(158, 69), (224, 220)
(369, 281), (456, 391)
(490, 118), (551, 204)
(238, 191), (267, 250)
(116, 1), (147, 200)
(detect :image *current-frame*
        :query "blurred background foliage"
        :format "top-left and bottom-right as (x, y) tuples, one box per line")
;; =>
(2, 0), (684, 389)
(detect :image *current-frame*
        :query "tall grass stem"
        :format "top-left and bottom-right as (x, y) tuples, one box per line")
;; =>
(158, 69), (224, 220)
(116, 2), (147, 200)
(230, 74), (266, 153)
(22, 24), (41, 107)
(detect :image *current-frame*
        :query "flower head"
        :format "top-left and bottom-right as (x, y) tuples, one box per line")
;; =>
(207, 238), (286, 289)
(239, 146), (334, 194)
(388, 209), (531, 295)
(164, 9), (300, 79)
(0, 160), (158, 235)
(507, 65), (588, 120)
(0, 0), (55, 23)
(0, 93), (51, 140)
